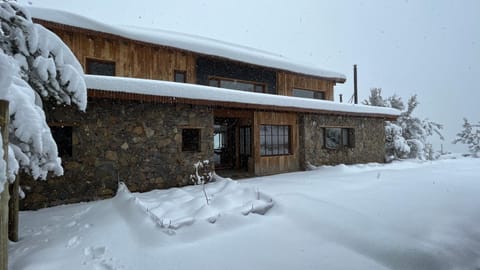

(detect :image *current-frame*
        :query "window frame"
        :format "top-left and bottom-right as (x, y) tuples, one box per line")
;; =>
(260, 124), (292, 156)
(85, 58), (116, 76)
(174, 70), (187, 83)
(208, 76), (267, 93)
(323, 127), (355, 150)
(292, 88), (326, 100)
(182, 128), (201, 152)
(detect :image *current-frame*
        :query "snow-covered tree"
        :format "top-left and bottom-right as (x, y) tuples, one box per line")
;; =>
(0, 1), (86, 193)
(364, 88), (443, 161)
(453, 118), (480, 157)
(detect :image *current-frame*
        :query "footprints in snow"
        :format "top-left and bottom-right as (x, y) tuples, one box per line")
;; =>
(83, 246), (124, 270)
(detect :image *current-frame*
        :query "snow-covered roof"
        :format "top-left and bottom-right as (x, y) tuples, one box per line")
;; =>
(85, 75), (399, 118)
(26, 6), (346, 83)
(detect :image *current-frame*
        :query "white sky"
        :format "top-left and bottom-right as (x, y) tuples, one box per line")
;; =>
(20, 0), (480, 152)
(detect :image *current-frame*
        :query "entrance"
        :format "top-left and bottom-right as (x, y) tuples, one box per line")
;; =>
(213, 115), (252, 175)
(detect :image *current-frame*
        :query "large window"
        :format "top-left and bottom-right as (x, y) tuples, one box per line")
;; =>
(86, 58), (115, 76)
(324, 128), (355, 149)
(292, 88), (325, 100)
(260, 125), (291, 156)
(182, 128), (201, 152)
(209, 77), (265, 93)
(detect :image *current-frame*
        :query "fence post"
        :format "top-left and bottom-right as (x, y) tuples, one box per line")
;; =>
(0, 100), (10, 270)
(8, 173), (18, 242)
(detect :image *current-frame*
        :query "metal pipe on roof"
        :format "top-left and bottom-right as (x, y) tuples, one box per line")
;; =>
(354, 64), (358, 104)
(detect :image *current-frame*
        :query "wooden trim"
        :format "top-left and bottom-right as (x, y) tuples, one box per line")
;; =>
(214, 109), (253, 118)
(292, 86), (326, 92)
(87, 89), (398, 120)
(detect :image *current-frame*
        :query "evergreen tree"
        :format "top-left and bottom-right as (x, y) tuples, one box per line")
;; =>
(364, 88), (443, 161)
(0, 1), (86, 191)
(453, 118), (480, 157)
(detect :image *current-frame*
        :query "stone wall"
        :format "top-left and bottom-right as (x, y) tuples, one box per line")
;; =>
(299, 114), (386, 167)
(21, 99), (213, 210)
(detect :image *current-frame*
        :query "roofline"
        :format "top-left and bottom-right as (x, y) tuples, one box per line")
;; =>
(87, 89), (397, 120)
(32, 18), (347, 84)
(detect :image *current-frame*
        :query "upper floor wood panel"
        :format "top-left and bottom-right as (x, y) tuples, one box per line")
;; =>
(41, 20), (338, 101)
(53, 27), (197, 84)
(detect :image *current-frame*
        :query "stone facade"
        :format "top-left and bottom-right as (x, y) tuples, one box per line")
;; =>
(21, 99), (213, 209)
(299, 114), (386, 167)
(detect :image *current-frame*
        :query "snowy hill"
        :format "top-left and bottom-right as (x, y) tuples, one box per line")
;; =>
(9, 157), (480, 270)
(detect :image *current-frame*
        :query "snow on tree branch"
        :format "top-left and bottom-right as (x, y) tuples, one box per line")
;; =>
(364, 88), (444, 161)
(0, 1), (86, 184)
(453, 118), (480, 157)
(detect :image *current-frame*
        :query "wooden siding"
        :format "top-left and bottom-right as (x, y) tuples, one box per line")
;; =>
(51, 27), (197, 83)
(277, 71), (335, 100)
(253, 111), (300, 175)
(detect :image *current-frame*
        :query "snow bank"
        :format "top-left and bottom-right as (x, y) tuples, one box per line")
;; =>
(9, 157), (480, 269)
(85, 75), (400, 117)
(26, 6), (346, 82)
(117, 177), (274, 232)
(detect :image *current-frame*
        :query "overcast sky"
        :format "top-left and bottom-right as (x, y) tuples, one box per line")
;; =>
(20, 0), (480, 153)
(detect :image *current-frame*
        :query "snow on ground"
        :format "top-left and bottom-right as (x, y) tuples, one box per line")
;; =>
(8, 157), (480, 270)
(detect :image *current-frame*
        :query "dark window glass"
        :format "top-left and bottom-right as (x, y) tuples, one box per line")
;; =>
(50, 126), (73, 157)
(174, 70), (186, 83)
(324, 128), (355, 149)
(239, 127), (252, 156)
(182, 129), (201, 152)
(86, 59), (115, 76)
(260, 125), (291, 156)
(209, 77), (266, 93)
(209, 79), (219, 87)
(292, 88), (325, 100)
(254, 84), (265, 93)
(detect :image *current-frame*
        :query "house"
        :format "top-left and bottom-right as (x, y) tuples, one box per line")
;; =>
(21, 7), (399, 209)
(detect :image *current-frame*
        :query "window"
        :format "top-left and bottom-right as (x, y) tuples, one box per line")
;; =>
(86, 58), (115, 76)
(324, 128), (355, 149)
(182, 128), (201, 152)
(239, 126), (251, 156)
(292, 88), (325, 100)
(50, 126), (73, 157)
(209, 77), (266, 93)
(213, 125), (226, 150)
(174, 70), (186, 83)
(260, 125), (291, 156)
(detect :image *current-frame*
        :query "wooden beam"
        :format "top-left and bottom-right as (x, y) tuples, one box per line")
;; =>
(0, 100), (10, 270)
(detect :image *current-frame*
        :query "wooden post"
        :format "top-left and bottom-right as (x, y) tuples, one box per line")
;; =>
(0, 100), (10, 270)
(8, 173), (18, 242)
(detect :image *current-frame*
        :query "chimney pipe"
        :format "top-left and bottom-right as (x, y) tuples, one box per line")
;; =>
(339, 94), (343, 103)
(353, 64), (358, 104)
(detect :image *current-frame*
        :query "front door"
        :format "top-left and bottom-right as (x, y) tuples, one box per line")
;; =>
(214, 118), (237, 169)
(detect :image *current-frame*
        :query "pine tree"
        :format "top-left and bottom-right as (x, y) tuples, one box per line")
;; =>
(364, 88), (443, 161)
(453, 118), (480, 157)
(0, 1), (86, 191)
